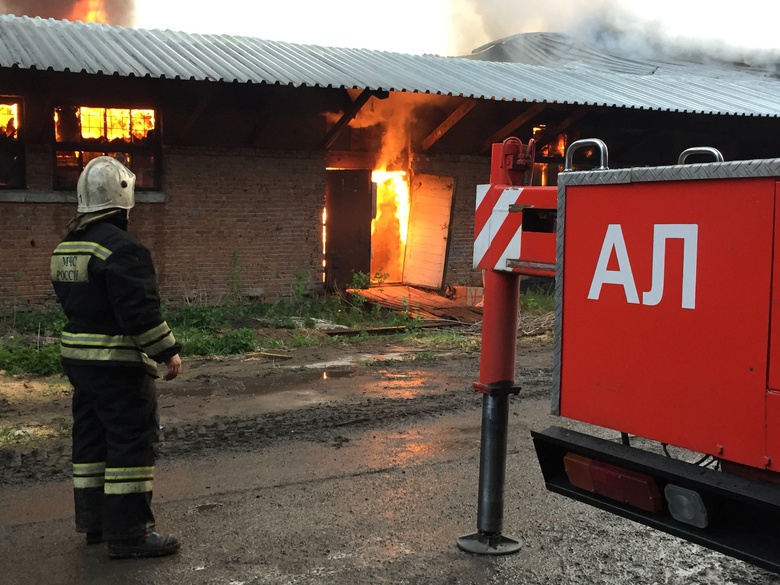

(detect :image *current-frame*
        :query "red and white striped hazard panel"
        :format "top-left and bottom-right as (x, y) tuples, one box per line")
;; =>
(473, 184), (524, 271)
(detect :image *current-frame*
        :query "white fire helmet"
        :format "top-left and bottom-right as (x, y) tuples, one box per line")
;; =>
(76, 156), (136, 213)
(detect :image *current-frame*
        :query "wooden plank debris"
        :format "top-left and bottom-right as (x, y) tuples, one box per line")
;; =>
(325, 320), (465, 337)
(347, 285), (483, 323)
(244, 351), (293, 360)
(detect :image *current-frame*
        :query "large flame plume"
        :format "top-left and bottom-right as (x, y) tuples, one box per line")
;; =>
(370, 170), (409, 282)
(0, 0), (133, 25)
(69, 0), (107, 23)
(346, 94), (441, 283)
(350, 95), (411, 283)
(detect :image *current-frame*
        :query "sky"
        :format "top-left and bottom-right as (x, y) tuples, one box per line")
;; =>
(132, 0), (452, 54)
(128, 0), (780, 61)
(2, 0), (780, 61)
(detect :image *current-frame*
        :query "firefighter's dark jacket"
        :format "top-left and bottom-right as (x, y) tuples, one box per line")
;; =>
(51, 213), (180, 376)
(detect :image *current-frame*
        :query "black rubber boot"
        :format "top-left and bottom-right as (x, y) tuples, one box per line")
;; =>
(107, 532), (180, 559)
(86, 532), (103, 545)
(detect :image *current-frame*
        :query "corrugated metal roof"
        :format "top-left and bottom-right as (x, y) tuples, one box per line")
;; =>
(467, 32), (665, 76)
(465, 32), (780, 79)
(2, 14), (780, 117)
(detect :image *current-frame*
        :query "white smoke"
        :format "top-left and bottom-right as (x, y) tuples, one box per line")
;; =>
(450, 0), (600, 53)
(449, 0), (780, 67)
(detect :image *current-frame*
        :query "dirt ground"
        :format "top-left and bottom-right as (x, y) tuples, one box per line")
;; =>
(5, 329), (780, 583)
(0, 327), (554, 486)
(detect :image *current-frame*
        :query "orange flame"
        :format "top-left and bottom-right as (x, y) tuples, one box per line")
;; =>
(0, 103), (18, 139)
(65, 107), (155, 142)
(322, 207), (328, 282)
(69, 0), (107, 23)
(370, 169), (410, 283)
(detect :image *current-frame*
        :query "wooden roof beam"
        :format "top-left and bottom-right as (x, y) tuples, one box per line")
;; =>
(420, 99), (477, 152)
(244, 86), (283, 147)
(480, 103), (547, 153)
(179, 85), (215, 141)
(320, 88), (387, 150)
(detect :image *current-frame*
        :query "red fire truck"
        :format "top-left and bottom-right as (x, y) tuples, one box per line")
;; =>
(462, 137), (780, 572)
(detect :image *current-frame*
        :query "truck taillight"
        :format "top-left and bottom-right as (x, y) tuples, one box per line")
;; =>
(563, 452), (663, 513)
(563, 452), (594, 492)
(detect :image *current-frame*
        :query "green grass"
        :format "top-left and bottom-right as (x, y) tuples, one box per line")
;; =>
(413, 351), (442, 362)
(0, 343), (62, 376)
(0, 288), (555, 376)
(0, 307), (66, 336)
(407, 330), (482, 352)
(177, 327), (257, 356)
(0, 293), (422, 376)
(520, 289), (555, 313)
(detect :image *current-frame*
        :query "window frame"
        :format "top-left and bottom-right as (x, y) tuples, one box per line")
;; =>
(53, 104), (161, 191)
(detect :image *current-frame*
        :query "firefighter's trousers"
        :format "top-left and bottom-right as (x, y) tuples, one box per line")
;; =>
(64, 363), (159, 540)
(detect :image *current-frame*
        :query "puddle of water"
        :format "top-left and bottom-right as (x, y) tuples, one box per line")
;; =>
(175, 368), (436, 399)
(321, 370), (354, 380)
(160, 367), (457, 419)
(352, 422), (483, 468)
(305, 353), (408, 369)
(305, 358), (354, 369)
(164, 370), (357, 399)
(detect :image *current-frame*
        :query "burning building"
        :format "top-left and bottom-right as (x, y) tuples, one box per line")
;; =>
(2, 13), (780, 309)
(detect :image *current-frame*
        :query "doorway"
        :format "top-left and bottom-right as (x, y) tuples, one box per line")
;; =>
(324, 169), (454, 291)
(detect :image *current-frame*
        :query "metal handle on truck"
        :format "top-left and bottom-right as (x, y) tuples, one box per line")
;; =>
(564, 138), (609, 171)
(677, 147), (724, 164)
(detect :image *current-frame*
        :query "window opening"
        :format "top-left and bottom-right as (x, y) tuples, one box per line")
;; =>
(0, 100), (24, 188)
(54, 106), (159, 190)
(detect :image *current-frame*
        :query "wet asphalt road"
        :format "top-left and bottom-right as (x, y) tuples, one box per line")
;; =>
(3, 384), (780, 585)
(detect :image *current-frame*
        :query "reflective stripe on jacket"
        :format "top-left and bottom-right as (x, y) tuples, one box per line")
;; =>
(51, 215), (180, 375)
(60, 329), (169, 371)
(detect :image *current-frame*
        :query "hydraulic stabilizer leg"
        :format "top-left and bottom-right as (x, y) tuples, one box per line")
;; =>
(458, 270), (522, 555)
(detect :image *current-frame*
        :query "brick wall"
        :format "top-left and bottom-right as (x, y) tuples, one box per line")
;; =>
(1, 146), (327, 311)
(0, 199), (73, 310)
(145, 146), (327, 306)
(1, 145), (489, 311)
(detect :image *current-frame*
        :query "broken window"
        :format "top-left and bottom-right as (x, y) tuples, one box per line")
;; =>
(53, 106), (159, 190)
(0, 100), (25, 188)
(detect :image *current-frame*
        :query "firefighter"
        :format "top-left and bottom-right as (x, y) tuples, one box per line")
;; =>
(50, 156), (182, 559)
